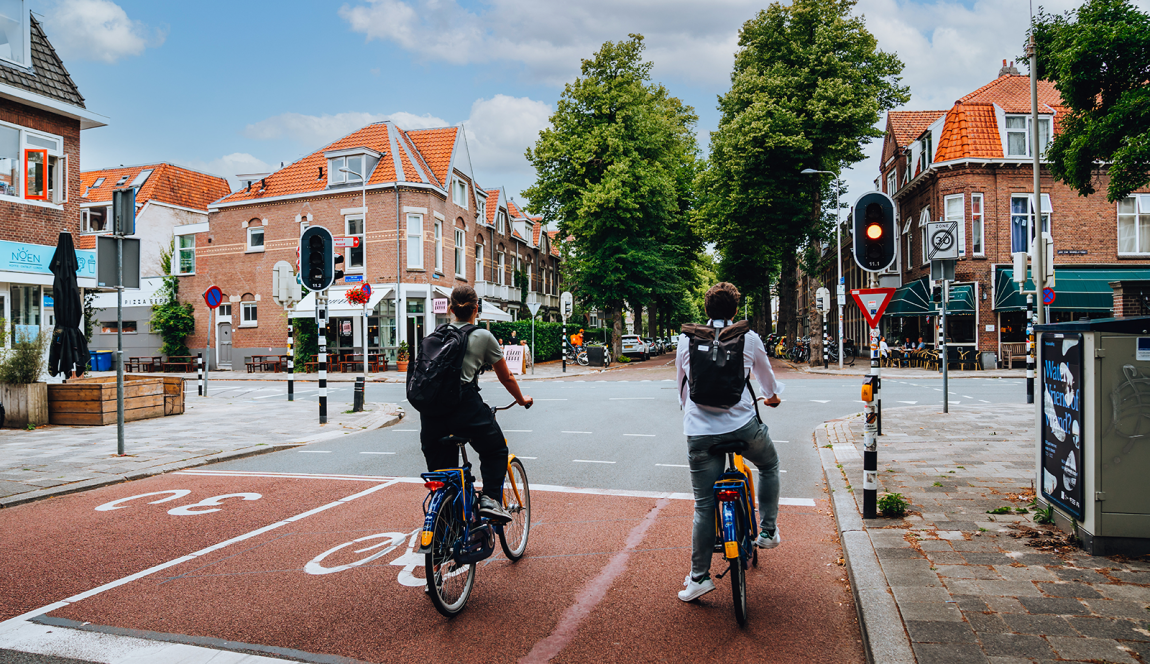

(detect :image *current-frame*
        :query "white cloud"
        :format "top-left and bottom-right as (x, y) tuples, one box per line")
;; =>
(182, 153), (273, 192)
(243, 111), (448, 147)
(338, 0), (752, 86)
(463, 95), (551, 173)
(43, 0), (164, 64)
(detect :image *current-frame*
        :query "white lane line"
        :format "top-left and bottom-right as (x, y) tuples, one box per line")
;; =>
(780, 497), (815, 506)
(391, 429), (418, 432)
(298, 450), (332, 454)
(504, 429), (533, 433)
(810, 399), (830, 403)
(962, 395), (973, 399)
(772, 440), (790, 443)
(898, 400), (918, 404)
(610, 397), (654, 400)
(535, 398), (568, 401)
(623, 434), (655, 437)
(978, 399), (991, 403)
(573, 459), (615, 464)
(360, 451), (395, 455)
(655, 463), (689, 468)
(562, 430), (593, 434)
(517, 456), (538, 460)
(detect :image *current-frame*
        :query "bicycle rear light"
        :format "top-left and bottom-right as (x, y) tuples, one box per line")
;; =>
(424, 480), (445, 491)
(716, 489), (740, 502)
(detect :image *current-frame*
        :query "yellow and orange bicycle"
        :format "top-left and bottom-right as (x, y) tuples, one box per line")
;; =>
(417, 402), (531, 617)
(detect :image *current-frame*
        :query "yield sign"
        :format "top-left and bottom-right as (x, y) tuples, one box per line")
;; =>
(850, 288), (896, 328)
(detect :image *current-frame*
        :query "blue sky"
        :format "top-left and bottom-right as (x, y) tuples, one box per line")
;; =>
(32, 0), (1114, 212)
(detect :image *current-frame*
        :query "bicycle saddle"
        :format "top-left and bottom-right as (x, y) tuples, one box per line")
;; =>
(709, 440), (749, 454)
(439, 434), (470, 446)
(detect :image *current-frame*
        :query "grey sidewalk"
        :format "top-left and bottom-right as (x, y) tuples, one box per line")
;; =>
(799, 364), (1028, 379)
(0, 395), (403, 509)
(817, 404), (1150, 664)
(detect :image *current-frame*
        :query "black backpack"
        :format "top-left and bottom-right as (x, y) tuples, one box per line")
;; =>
(406, 323), (479, 415)
(680, 320), (757, 411)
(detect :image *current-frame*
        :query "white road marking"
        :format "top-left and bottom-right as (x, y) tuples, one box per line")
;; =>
(772, 440), (790, 443)
(360, 451), (395, 455)
(573, 459), (615, 464)
(517, 456), (538, 459)
(504, 429), (532, 433)
(898, 400), (918, 404)
(561, 430), (593, 434)
(655, 463), (689, 468)
(623, 433), (655, 437)
(610, 397), (654, 400)
(535, 398), (568, 401)
(962, 395), (973, 399)
(810, 399), (830, 403)
(298, 450), (332, 453)
(391, 429), (418, 432)
(978, 399), (991, 403)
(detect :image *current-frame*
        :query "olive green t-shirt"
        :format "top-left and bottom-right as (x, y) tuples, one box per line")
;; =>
(451, 320), (503, 384)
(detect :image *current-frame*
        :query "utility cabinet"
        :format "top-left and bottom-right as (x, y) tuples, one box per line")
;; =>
(1035, 316), (1150, 555)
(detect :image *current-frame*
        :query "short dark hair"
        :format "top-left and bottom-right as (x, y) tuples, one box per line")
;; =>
(704, 282), (740, 320)
(450, 284), (478, 319)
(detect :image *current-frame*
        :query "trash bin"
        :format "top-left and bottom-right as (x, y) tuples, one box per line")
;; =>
(586, 345), (606, 367)
(91, 350), (113, 372)
(979, 351), (997, 370)
(1034, 316), (1150, 555)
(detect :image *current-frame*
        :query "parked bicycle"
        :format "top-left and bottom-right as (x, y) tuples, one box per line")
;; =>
(710, 441), (759, 626)
(565, 344), (589, 366)
(418, 402), (531, 616)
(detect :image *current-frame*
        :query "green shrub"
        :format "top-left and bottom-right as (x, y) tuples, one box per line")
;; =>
(150, 277), (195, 357)
(0, 330), (48, 384)
(876, 492), (908, 518)
(486, 321), (567, 361)
(294, 317), (317, 372)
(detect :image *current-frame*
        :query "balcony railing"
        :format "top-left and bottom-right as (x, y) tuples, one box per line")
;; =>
(476, 281), (520, 302)
(526, 292), (560, 309)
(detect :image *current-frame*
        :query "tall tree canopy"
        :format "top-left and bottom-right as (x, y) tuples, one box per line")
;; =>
(698, 0), (907, 338)
(1034, 0), (1150, 201)
(525, 35), (700, 353)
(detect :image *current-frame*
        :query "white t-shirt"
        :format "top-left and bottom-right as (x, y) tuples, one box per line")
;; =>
(674, 320), (784, 436)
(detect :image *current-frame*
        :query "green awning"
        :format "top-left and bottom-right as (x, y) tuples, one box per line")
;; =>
(885, 278), (975, 317)
(994, 266), (1149, 312)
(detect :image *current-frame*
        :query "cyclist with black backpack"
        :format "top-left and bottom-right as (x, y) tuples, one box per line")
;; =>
(676, 282), (783, 602)
(408, 285), (532, 523)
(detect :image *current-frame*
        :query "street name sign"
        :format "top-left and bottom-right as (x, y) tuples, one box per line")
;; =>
(850, 288), (896, 328)
(343, 275), (363, 283)
(333, 237), (360, 248)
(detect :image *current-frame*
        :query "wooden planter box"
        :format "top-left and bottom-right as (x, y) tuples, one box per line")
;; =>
(0, 382), (48, 428)
(163, 376), (184, 415)
(48, 375), (166, 426)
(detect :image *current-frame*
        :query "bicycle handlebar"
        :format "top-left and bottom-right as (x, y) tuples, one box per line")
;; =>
(494, 401), (532, 412)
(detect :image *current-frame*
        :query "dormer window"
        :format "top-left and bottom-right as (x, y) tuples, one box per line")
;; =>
(1005, 115), (1051, 158)
(453, 177), (468, 209)
(91, 177), (105, 188)
(115, 175), (129, 186)
(325, 147), (381, 187)
(498, 211), (506, 234)
(130, 169), (153, 187)
(0, 1), (30, 68)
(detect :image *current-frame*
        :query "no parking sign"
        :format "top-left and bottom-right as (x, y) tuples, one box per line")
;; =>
(203, 286), (223, 309)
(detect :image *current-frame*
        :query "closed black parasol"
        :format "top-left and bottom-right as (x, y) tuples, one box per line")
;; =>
(48, 232), (90, 378)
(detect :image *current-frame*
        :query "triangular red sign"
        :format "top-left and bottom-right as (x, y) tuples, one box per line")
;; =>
(850, 288), (896, 328)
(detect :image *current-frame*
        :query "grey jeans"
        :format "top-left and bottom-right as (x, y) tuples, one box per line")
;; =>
(687, 417), (780, 581)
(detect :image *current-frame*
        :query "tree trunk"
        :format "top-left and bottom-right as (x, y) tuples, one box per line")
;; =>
(647, 303), (657, 340)
(611, 303), (624, 358)
(779, 250), (799, 345)
(751, 284), (771, 338)
(809, 277), (824, 367)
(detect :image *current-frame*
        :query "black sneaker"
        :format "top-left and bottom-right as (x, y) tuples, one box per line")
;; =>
(478, 495), (512, 522)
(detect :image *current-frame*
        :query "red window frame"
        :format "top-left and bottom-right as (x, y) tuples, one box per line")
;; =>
(24, 149), (47, 200)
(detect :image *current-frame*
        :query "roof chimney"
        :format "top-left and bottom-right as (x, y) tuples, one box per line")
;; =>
(999, 59), (1020, 77)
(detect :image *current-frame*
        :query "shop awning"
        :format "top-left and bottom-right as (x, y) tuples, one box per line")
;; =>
(994, 266), (1147, 312)
(477, 302), (513, 322)
(884, 278), (975, 317)
(290, 286), (394, 318)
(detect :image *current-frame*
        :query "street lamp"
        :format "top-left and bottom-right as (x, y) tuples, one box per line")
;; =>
(801, 168), (844, 370)
(340, 167), (368, 410)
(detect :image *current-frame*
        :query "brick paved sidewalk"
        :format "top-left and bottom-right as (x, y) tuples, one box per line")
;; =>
(817, 404), (1150, 664)
(0, 394), (402, 509)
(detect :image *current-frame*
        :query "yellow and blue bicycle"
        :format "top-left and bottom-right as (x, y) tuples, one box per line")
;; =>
(711, 442), (759, 626)
(417, 402), (531, 617)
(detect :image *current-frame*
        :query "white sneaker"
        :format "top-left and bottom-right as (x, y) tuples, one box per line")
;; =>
(678, 574), (716, 602)
(754, 527), (781, 549)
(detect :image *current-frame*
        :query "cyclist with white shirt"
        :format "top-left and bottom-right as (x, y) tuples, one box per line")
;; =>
(675, 282), (784, 603)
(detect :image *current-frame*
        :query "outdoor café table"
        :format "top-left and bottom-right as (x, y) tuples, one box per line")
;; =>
(128, 356), (161, 372)
(250, 355), (282, 372)
(340, 353), (384, 373)
(163, 356), (196, 373)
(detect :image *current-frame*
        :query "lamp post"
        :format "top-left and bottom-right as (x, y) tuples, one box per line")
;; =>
(341, 166), (368, 410)
(802, 168), (844, 369)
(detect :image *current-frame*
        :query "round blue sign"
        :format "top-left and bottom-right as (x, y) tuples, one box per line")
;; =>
(1042, 287), (1056, 305)
(362, 283), (371, 298)
(204, 285), (223, 309)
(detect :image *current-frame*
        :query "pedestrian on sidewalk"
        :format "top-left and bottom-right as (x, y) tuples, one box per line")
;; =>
(675, 282), (784, 603)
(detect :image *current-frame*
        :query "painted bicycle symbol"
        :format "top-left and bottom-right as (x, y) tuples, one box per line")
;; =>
(305, 528), (428, 588)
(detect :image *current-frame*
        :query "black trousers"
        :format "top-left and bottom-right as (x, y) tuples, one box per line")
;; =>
(420, 385), (508, 499)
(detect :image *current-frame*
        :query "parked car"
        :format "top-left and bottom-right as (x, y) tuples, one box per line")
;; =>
(621, 335), (650, 361)
(644, 337), (660, 355)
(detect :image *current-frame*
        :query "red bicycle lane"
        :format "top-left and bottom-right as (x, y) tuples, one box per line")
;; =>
(2, 469), (863, 663)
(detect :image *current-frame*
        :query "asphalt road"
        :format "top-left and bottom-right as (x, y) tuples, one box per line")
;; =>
(214, 361), (1030, 500)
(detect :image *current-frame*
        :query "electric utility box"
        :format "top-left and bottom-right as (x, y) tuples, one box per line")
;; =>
(1034, 316), (1150, 556)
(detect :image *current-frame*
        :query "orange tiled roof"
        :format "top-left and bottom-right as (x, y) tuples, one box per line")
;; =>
(507, 200), (524, 219)
(546, 230), (561, 257)
(934, 102), (1002, 161)
(485, 189), (501, 225)
(887, 111), (946, 148)
(532, 223), (543, 245)
(80, 163), (231, 211)
(960, 75), (1062, 114)
(75, 235), (95, 250)
(215, 122), (461, 206)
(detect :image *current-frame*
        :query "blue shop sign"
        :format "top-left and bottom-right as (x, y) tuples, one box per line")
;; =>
(0, 239), (96, 279)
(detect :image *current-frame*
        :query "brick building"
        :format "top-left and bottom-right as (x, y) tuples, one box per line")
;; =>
(0, 4), (106, 346)
(184, 121), (560, 369)
(815, 63), (1150, 361)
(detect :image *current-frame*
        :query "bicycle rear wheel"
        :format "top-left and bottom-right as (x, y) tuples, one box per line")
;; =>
(425, 502), (476, 617)
(499, 458), (531, 560)
(730, 555), (747, 626)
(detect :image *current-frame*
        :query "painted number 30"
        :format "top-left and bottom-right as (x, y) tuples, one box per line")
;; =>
(94, 490), (263, 515)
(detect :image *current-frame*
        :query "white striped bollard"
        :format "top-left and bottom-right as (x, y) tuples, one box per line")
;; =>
(287, 320), (294, 402)
(197, 353), (203, 396)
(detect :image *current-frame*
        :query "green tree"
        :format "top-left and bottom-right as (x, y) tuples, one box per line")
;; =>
(1033, 0), (1150, 201)
(150, 276), (196, 358)
(525, 35), (700, 357)
(698, 0), (907, 340)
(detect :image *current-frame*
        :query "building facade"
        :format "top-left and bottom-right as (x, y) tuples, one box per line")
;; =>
(0, 5), (105, 349)
(182, 122), (560, 369)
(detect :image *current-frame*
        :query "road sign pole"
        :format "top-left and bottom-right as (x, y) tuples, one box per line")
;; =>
(204, 307), (211, 397)
(1026, 293), (1035, 404)
(864, 320), (879, 520)
(942, 281), (949, 414)
(562, 319), (567, 373)
(318, 291), (328, 424)
(116, 234), (124, 456)
(531, 316), (536, 375)
(287, 318), (294, 402)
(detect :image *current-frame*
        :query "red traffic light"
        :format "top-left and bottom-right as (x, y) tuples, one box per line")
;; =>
(866, 222), (883, 240)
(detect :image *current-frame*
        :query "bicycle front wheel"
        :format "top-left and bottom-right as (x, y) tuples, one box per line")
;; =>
(730, 556), (747, 626)
(425, 502), (476, 617)
(499, 458), (531, 560)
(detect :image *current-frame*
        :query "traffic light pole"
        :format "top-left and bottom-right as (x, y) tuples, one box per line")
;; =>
(941, 281), (949, 414)
(822, 312), (828, 369)
(287, 318), (294, 402)
(1026, 293), (1035, 404)
(317, 292), (328, 424)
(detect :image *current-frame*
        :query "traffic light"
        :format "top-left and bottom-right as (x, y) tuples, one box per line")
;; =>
(333, 252), (345, 283)
(300, 226), (334, 291)
(852, 191), (896, 272)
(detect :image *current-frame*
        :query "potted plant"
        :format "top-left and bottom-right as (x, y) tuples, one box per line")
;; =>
(0, 323), (49, 428)
(396, 341), (410, 372)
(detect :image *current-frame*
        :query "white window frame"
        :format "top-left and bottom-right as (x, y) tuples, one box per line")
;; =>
(1117, 195), (1150, 255)
(475, 243), (484, 281)
(498, 252), (506, 286)
(918, 207), (931, 266)
(885, 170), (896, 195)
(453, 178), (468, 209)
(0, 4), (31, 69)
(434, 219), (443, 273)
(498, 211), (506, 235)
(176, 234), (195, 275)
(82, 205), (111, 234)
(971, 193), (985, 256)
(1011, 193), (1052, 253)
(1004, 115), (1052, 158)
(100, 320), (137, 334)
(0, 119), (66, 206)
(944, 194), (965, 257)
(246, 225), (265, 253)
(455, 228), (465, 277)
(406, 213), (423, 269)
(526, 263), (533, 292)
(240, 301), (258, 328)
(344, 214), (364, 271)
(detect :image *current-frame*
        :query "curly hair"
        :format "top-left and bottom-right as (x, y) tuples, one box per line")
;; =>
(704, 282), (740, 320)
